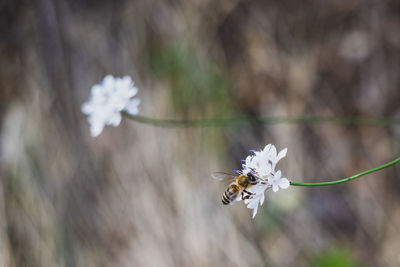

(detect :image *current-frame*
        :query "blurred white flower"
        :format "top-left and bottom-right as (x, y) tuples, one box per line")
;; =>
(240, 144), (290, 218)
(81, 75), (140, 137)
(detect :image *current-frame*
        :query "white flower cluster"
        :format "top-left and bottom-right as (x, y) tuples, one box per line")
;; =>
(241, 144), (290, 218)
(82, 75), (140, 137)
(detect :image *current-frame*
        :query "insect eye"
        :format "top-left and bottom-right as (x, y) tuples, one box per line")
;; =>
(248, 174), (256, 182)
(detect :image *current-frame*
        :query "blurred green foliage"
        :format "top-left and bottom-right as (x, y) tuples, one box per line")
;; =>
(149, 40), (239, 156)
(309, 246), (360, 267)
(149, 41), (235, 117)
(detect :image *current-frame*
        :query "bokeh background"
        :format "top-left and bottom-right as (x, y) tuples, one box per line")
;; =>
(1, 0), (400, 266)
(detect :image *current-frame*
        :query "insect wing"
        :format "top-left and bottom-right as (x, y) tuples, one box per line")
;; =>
(211, 172), (237, 182)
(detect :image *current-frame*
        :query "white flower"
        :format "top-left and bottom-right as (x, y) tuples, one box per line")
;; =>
(81, 75), (140, 137)
(239, 144), (290, 218)
(268, 170), (290, 192)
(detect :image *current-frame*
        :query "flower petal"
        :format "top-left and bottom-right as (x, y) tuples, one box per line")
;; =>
(272, 184), (279, 192)
(260, 192), (265, 205)
(252, 206), (258, 219)
(102, 75), (115, 90)
(263, 144), (272, 153)
(269, 145), (277, 157)
(124, 98), (141, 115)
(108, 113), (122, 126)
(279, 178), (290, 189)
(277, 148), (287, 161)
(81, 102), (93, 114)
(90, 122), (105, 137)
(91, 84), (105, 97)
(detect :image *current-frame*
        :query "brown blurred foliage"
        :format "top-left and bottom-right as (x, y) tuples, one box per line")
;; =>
(0, 0), (400, 266)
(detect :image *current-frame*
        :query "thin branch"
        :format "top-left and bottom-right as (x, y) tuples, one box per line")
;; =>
(122, 112), (400, 128)
(290, 157), (400, 187)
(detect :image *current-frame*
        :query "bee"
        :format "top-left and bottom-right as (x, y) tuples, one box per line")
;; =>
(212, 172), (259, 205)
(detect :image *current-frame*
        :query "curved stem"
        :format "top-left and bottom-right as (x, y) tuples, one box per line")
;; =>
(122, 112), (400, 186)
(290, 157), (400, 187)
(122, 112), (400, 128)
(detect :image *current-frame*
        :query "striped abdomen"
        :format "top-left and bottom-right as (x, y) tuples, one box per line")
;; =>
(222, 183), (240, 205)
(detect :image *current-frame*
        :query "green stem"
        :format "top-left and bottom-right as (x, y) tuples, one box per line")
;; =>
(290, 157), (400, 187)
(122, 112), (400, 128)
(121, 112), (400, 186)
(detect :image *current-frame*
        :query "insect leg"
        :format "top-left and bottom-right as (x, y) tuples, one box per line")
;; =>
(243, 189), (255, 196)
(243, 194), (252, 200)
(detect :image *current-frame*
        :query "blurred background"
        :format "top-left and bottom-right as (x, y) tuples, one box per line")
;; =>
(1, 0), (400, 266)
